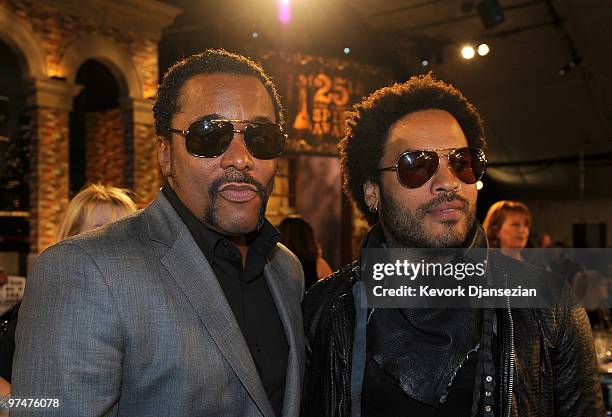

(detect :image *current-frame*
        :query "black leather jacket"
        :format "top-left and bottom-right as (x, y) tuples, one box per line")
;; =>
(302, 255), (605, 417)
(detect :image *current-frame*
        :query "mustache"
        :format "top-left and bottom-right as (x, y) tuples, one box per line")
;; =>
(418, 192), (470, 214)
(209, 169), (269, 199)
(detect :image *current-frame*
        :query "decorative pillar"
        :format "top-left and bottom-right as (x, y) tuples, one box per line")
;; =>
(85, 108), (126, 187)
(26, 77), (82, 254)
(121, 97), (158, 207)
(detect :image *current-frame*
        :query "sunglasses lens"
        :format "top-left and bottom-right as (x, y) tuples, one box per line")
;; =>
(244, 124), (285, 160)
(449, 148), (486, 184)
(396, 151), (439, 188)
(185, 120), (234, 157)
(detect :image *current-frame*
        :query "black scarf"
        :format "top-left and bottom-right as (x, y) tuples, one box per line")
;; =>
(365, 222), (488, 407)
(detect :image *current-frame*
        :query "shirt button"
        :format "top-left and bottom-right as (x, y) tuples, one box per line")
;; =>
(485, 405), (492, 412)
(485, 375), (493, 382)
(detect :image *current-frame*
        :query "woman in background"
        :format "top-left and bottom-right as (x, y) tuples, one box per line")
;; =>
(56, 183), (138, 241)
(482, 200), (531, 261)
(278, 216), (333, 291)
(0, 183), (137, 399)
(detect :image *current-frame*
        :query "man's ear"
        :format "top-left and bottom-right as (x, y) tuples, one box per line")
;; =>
(363, 181), (380, 213)
(157, 137), (172, 178)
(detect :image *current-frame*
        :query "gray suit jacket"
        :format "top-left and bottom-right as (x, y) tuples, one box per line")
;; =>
(13, 193), (305, 417)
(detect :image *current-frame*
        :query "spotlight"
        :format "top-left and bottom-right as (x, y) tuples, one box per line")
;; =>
(421, 59), (429, 67)
(278, 0), (291, 24)
(476, 0), (505, 29)
(343, 47), (350, 54)
(461, 46), (476, 59)
(251, 32), (258, 39)
(476, 180), (484, 191)
(477, 43), (490, 56)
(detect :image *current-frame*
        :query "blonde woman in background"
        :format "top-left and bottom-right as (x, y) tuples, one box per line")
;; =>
(482, 200), (531, 261)
(0, 183), (137, 401)
(56, 183), (138, 241)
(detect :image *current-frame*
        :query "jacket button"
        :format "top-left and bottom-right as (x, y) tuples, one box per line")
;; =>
(485, 391), (492, 397)
(485, 375), (493, 382)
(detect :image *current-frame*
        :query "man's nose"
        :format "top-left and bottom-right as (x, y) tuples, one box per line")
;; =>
(219, 130), (254, 171)
(430, 155), (462, 193)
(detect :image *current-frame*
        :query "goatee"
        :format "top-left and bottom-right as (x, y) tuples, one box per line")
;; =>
(379, 190), (475, 249)
(205, 169), (274, 232)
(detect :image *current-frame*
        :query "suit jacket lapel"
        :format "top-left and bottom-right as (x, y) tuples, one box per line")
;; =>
(147, 194), (274, 417)
(265, 262), (304, 417)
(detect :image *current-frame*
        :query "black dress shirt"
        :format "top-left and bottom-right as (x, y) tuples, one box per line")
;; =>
(163, 185), (289, 416)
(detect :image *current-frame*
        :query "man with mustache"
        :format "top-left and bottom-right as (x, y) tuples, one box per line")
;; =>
(302, 74), (603, 416)
(13, 50), (304, 417)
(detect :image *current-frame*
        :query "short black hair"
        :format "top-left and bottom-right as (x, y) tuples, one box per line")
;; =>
(340, 73), (486, 225)
(153, 49), (284, 140)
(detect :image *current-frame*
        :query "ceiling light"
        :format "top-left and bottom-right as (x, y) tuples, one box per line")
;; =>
(477, 43), (490, 56)
(461, 46), (476, 59)
(278, 0), (291, 24)
(343, 47), (350, 54)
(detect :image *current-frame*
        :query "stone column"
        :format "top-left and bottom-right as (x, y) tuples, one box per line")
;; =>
(26, 77), (82, 254)
(121, 97), (158, 208)
(85, 108), (125, 187)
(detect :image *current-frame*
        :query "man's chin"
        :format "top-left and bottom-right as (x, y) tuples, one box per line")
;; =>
(425, 223), (469, 248)
(213, 216), (262, 236)
(209, 197), (266, 234)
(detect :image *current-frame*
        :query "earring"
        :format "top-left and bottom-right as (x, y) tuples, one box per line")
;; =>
(369, 203), (378, 213)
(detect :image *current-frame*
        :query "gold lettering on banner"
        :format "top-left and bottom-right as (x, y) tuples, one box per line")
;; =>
(293, 74), (311, 131)
(292, 72), (354, 141)
(312, 105), (331, 135)
(331, 77), (349, 106)
(313, 73), (332, 104)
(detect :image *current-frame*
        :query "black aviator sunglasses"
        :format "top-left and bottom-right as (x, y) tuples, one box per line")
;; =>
(170, 119), (287, 160)
(379, 147), (486, 189)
